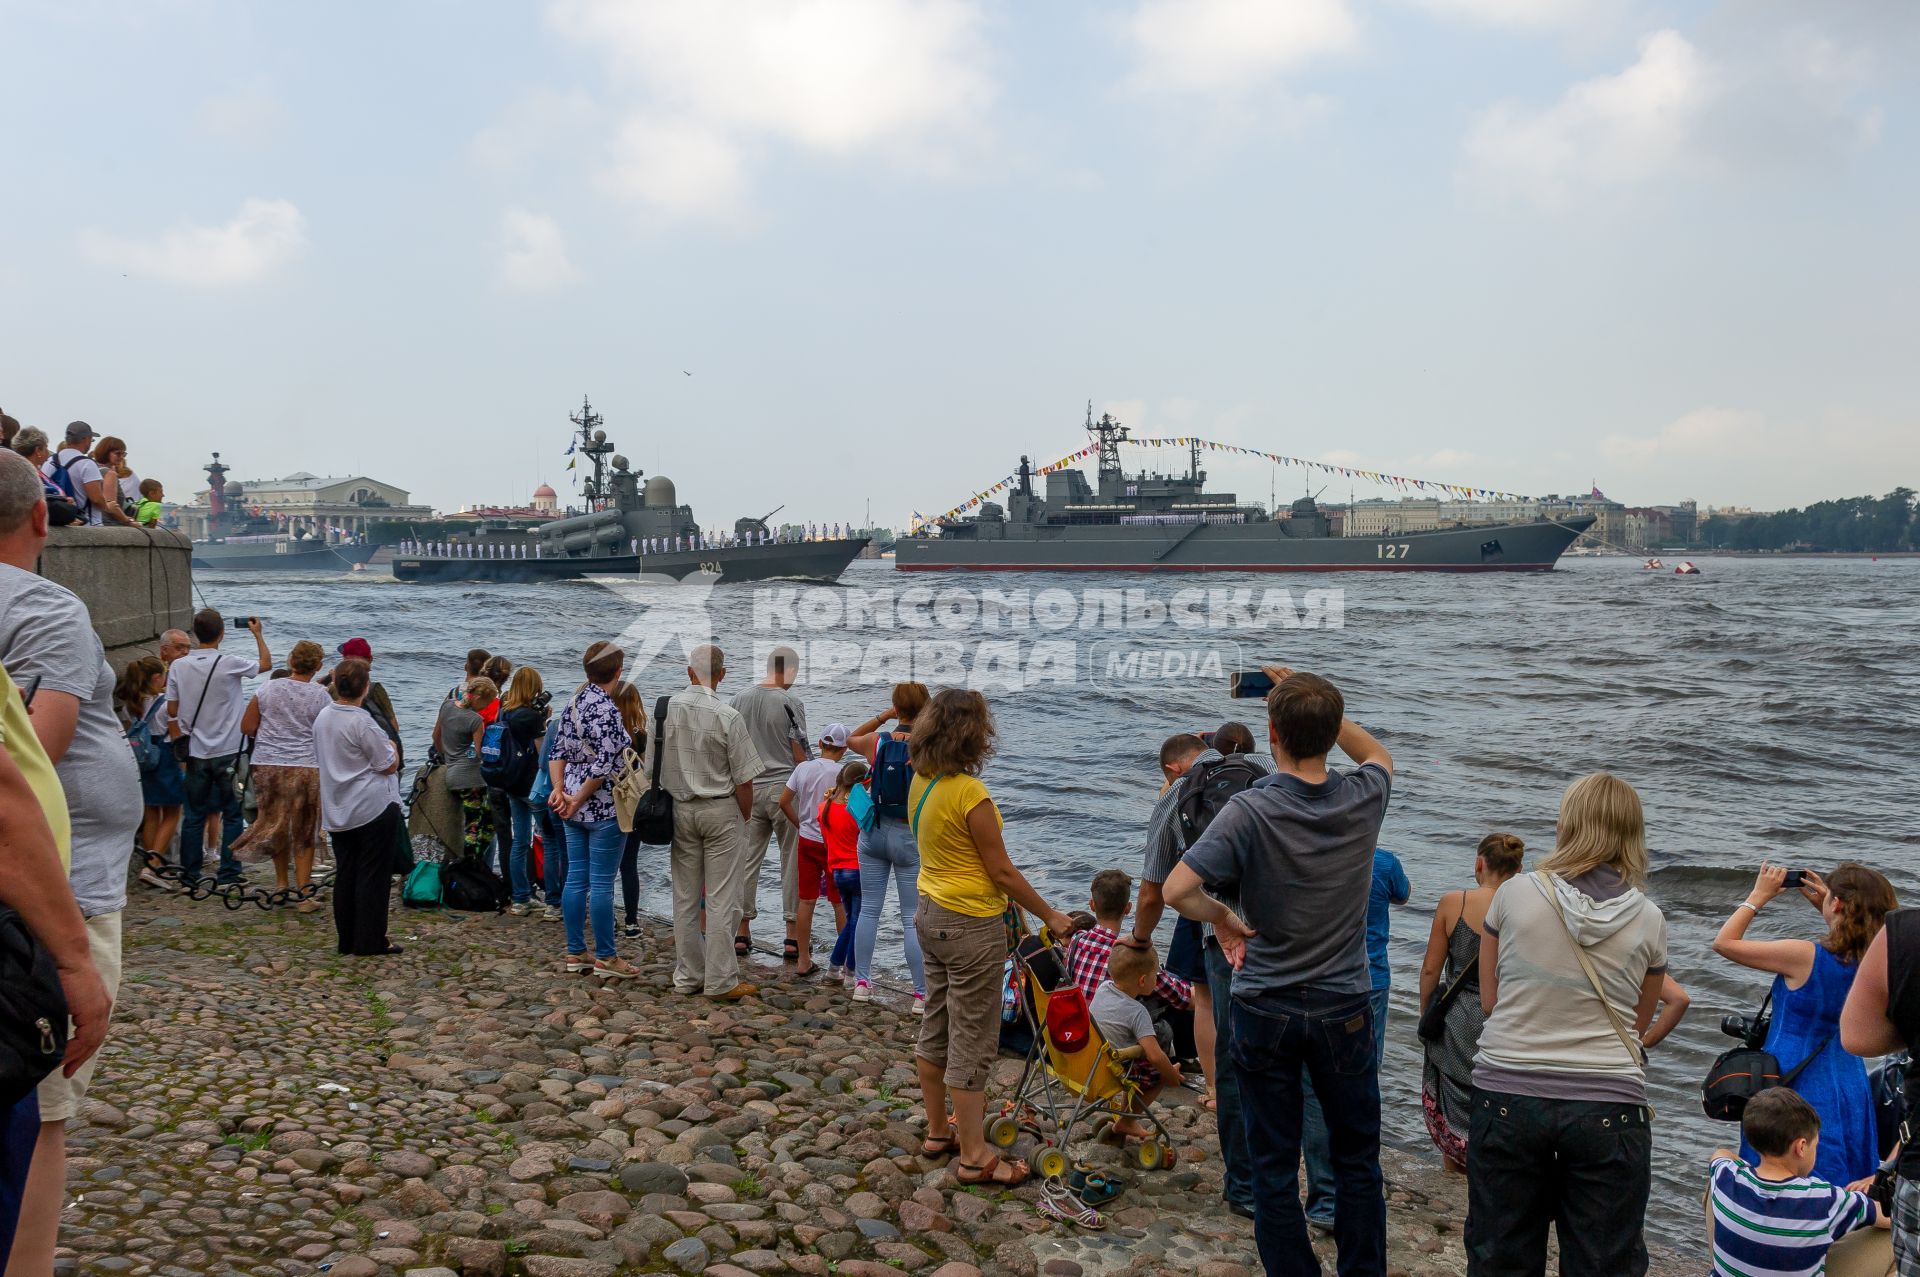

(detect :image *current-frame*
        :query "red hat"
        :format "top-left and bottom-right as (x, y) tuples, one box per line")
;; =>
(337, 637), (372, 659)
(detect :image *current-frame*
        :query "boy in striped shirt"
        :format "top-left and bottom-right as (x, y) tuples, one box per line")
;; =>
(1710, 1087), (1886, 1277)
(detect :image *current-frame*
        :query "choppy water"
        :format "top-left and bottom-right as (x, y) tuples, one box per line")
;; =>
(203, 554), (1920, 1247)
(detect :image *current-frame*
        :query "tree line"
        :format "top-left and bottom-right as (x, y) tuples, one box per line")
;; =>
(1700, 488), (1916, 552)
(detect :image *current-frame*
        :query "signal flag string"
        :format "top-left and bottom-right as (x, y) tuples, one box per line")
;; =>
(910, 437), (1554, 531)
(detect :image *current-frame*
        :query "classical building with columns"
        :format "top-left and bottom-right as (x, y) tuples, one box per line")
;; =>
(176, 463), (433, 539)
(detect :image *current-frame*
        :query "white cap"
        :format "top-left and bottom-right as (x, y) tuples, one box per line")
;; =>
(819, 723), (849, 748)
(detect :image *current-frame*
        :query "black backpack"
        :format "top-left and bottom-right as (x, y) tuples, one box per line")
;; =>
(1702, 992), (1831, 1121)
(478, 713), (538, 796)
(1176, 754), (1266, 848)
(630, 697), (674, 846)
(440, 854), (510, 913)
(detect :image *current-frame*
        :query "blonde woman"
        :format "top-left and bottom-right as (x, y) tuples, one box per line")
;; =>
(499, 666), (552, 915)
(1468, 773), (1669, 1276)
(233, 641), (333, 908)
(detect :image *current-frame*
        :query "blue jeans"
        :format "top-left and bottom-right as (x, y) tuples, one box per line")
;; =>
(1203, 938), (1254, 1212)
(561, 818), (624, 960)
(1302, 986), (1391, 1225)
(505, 795), (536, 903)
(181, 753), (244, 883)
(853, 816), (926, 995)
(829, 869), (862, 971)
(1232, 985), (1386, 1277)
(535, 802), (568, 902)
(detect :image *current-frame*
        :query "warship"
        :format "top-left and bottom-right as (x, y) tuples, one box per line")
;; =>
(391, 398), (868, 584)
(896, 410), (1594, 573)
(190, 454), (380, 573)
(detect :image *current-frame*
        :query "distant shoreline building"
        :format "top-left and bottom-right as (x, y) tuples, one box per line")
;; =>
(177, 469), (432, 540)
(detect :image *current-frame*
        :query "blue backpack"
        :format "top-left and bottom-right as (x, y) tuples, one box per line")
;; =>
(123, 699), (167, 777)
(45, 451), (85, 507)
(869, 732), (914, 819)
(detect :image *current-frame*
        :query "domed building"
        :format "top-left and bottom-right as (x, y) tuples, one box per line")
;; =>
(530, 483), (558, 514)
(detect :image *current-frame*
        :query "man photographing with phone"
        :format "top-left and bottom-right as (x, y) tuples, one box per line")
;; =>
(165, 609), (271, 887)
(1162, 663), (1393, 1277)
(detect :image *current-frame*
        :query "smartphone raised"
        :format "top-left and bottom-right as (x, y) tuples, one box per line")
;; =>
(1781, 869), (1805, 890)
(1229, 669), (1274, 700)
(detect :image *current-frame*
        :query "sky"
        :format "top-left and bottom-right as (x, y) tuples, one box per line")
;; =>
(2, 0), (1915, 526)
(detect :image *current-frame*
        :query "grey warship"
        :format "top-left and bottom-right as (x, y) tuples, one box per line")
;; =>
(191, 454), (380, 573)
(896, 410), (1593, 573)
(391, 398), (867, 584)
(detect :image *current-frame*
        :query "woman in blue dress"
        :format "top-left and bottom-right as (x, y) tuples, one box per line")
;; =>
(1713, 860), (1898, 1187)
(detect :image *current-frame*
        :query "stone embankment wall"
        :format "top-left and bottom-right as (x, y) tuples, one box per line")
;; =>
(35, 525), (193, 672)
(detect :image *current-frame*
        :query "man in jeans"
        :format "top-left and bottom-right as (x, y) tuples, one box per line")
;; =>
(644, 644), (762, 1000)
(1165, 666), (1392, 1277)
(166, 608), (270, 885)
(730, 645), (809, 957)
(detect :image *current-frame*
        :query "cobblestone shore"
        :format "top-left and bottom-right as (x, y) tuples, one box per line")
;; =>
(58, 888), (1650, 1277)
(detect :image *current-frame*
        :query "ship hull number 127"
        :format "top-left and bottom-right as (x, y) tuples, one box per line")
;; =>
(1376, 543), (1412, 559)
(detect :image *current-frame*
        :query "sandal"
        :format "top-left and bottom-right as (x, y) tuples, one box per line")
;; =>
(956, 1154), (1030, 1187)
(735, 935), (750, 956)
(1067, 1165), (1124, 1206)
(920, 1134), (958, 1158)
(782, 938), (799, 961)
(1038, 1177), (1106, 1230)
(793, 963), (820, 979)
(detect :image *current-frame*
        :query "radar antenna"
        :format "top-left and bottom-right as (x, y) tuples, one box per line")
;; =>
(1085, 401), (1129, 479)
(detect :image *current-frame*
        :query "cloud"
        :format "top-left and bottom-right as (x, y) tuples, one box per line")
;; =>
(1596, 405), (1920, 506)
(1122, 0), (1358, 95)
(1600, 406), (1757, 465)
(546, 0), (994, 219)
(196, 88), (284, 147)
(470, 89), (598, 173)
(79, 198), (307, 287)
(1463, 23), (1883, 204)
(498, 209), (580, 290)
(1408, 0), (1603, 29)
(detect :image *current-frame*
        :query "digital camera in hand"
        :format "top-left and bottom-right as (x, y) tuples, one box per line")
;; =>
(1721, 1011), (1771, 1048)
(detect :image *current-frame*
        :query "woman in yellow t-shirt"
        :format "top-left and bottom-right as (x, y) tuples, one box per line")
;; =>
(907, 689), (1072, 1188)
(0, 659), (69, 864)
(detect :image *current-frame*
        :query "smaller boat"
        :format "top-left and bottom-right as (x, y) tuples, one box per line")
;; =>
(1642, 557), (1663, 570)
(1674, 561), (1701, 575)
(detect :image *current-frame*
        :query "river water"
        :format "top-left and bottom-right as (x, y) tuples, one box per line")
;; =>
(202, 554), (1920, 1246)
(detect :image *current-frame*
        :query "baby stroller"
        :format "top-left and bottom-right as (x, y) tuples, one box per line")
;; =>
(986, 927), (1177, 1178)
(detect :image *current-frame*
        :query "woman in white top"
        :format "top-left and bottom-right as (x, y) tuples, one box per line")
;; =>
(1467, 772), (1668, 1277)
(231, 640), (334, 911)
(315, 658), (402, 956)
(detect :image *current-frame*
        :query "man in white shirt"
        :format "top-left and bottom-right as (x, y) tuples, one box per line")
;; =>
(40, 421), (133, 527)
(166, 608), (271, 885)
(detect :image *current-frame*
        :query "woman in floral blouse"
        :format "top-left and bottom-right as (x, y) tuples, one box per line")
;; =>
(548, 640), (636, 978)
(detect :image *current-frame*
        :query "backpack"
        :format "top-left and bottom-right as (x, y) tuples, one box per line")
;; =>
(869, 732), (913, 819)
(42, 481), (80, 527)
(45, 451), (86, 510)
(124, 699), (167, 777)
(1176, 754), (1266, 848)
(401, 862), (443, 909)
(1701, 991), (1830, 1121)
(441, 854), (510, 913)
(477, 714), (536, 795)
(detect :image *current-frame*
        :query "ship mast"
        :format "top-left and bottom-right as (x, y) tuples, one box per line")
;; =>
(571, 396), (614, 511)
(1086, 401), (1129, 498)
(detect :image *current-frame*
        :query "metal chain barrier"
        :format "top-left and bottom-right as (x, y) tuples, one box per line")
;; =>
(136, 847), (337, 912)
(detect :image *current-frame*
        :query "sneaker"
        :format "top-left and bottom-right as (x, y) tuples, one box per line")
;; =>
(594, 957), (640, 980)
(623, 921), (641, 938)
(1306, 1217), (1335, 1236)
(911, 993), (926, 1016)
(137, 867), (173, 892)
(563, 953), (591, 974)
(852, 980), (872, 1003)
(507, 902), (531, 917)
(542, 905), (563, 922)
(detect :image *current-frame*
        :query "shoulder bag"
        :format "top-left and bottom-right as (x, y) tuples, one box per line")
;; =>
(1530, 871), (1645, 1068)
(1418, 954), (1479, 1043)
(1701, 988), (1836, 1122)
(0, 905), (70, 1106)
(629, 696), (675, 846)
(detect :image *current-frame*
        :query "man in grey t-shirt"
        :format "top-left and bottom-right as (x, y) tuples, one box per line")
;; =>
(0, 449), (142, 1258)
(1164, 666), (1392, 1277)
(729, 646), (809, 955)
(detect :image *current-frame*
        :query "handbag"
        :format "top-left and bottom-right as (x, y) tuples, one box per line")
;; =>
(125, 698), (167, 777)
(234, 738), (256, 820)
(629, 696), (675, 846)
(0, 905), (71, 1107)
(612, 746), (647, 833)
(1418, 951), (1479, 1043)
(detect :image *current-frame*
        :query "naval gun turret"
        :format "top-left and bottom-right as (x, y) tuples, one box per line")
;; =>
(734, 505), (784, 542)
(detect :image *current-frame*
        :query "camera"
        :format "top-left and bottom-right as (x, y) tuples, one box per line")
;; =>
(1721, 1011), (1771, 1048)
(531, 689), (553, 711)
(226, 615), (257, 629)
